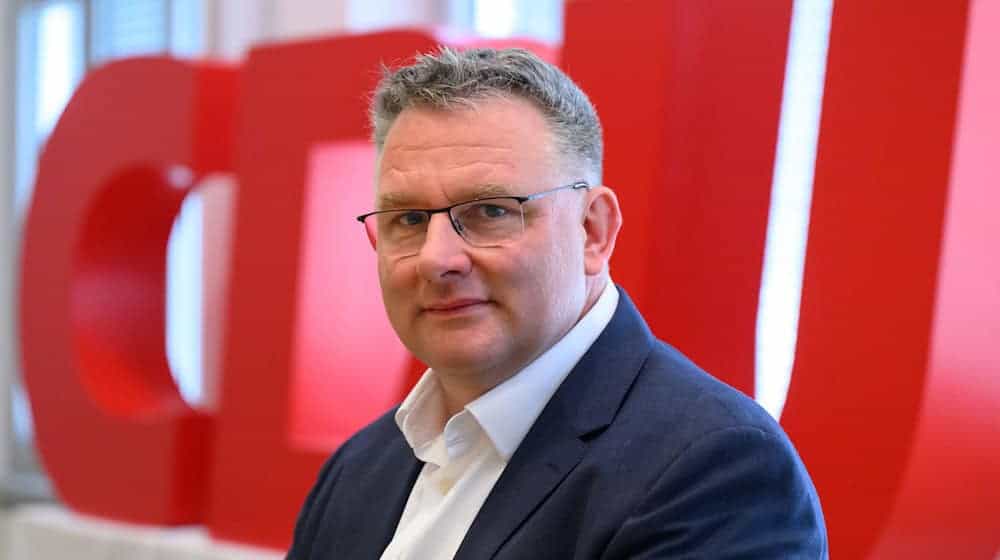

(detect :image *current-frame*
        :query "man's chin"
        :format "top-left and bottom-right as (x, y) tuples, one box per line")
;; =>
(415, 341), (508, 378)
(420, 350), (491, 375)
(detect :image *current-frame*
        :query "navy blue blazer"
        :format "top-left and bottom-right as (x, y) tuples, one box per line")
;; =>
(288, 289), (828, 559)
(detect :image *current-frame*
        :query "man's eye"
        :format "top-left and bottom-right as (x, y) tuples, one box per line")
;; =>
(476, 204), (508, 219)
(396, 212), (427, 226)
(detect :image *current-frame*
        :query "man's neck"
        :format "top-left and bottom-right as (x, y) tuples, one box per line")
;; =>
(435, 363), (517, 418)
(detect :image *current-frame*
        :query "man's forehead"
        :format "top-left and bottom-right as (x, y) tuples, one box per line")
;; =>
(371, 95), (564, 209)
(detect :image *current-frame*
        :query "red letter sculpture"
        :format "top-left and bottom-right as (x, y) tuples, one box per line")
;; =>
(20, 58), (237, 523)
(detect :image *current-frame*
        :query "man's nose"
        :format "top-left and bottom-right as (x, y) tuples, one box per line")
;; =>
(416, 213), (472, 280)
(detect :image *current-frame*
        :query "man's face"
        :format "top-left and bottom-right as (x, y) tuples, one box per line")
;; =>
(374, 96), (590, 386)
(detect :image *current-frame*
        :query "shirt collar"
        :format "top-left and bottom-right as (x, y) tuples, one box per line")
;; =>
(395, 369), (448, 460)
(396, 281), (620, 462)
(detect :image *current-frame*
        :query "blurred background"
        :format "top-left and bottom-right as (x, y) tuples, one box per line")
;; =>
(1, 0), (995, 558)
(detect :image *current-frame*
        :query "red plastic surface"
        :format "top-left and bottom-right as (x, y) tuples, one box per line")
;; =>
(562, 0), (794, 397)
(20, 58), (237, 523)
(781, 1), (1000, 557)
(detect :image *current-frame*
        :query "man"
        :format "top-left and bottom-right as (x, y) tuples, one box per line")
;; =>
(288, 47), (827, 559)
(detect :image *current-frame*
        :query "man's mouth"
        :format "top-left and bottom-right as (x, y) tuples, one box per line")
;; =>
(422, 299), (489, 314)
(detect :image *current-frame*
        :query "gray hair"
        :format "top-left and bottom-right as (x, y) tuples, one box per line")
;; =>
(370, 46), (603, 183)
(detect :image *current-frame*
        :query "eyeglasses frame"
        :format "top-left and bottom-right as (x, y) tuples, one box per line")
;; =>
(355, 180), (591, 251)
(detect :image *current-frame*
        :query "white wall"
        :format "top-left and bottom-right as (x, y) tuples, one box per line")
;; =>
(0, 0), (18, 487)
(204, 0), (447, 60)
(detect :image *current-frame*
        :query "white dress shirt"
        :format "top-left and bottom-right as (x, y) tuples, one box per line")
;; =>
(380, 282), (619, 560)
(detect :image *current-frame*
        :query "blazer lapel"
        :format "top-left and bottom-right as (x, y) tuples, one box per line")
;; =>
(454, 287), (656, 559)
(453, 404), (587, 560)
(327, 431), (422, 558)
(367, 452), (423, 555)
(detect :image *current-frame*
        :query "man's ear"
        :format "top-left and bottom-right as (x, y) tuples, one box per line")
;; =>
(581, 186), (623, 276)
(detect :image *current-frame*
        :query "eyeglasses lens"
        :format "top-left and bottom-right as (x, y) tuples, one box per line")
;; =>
(364, 198), (526, 256)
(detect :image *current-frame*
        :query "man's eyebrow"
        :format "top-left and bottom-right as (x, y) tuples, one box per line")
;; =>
(376, 184), (515, 209)
(464, 183), (514, 199)
(376, 191), (423, 209)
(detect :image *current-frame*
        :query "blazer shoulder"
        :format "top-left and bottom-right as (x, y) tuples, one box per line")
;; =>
(599, 341), (828, 557)
(329, 406), (406, 465)
(631, 340), (788, 444)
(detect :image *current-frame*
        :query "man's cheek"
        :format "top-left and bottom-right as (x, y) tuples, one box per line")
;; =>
(379, 260), (407, 300)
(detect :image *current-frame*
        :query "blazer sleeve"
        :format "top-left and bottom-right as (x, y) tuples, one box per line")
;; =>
(601, 426), (828, 560)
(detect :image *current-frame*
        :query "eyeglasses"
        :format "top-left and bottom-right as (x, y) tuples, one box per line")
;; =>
(356, 181), (590, 257)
